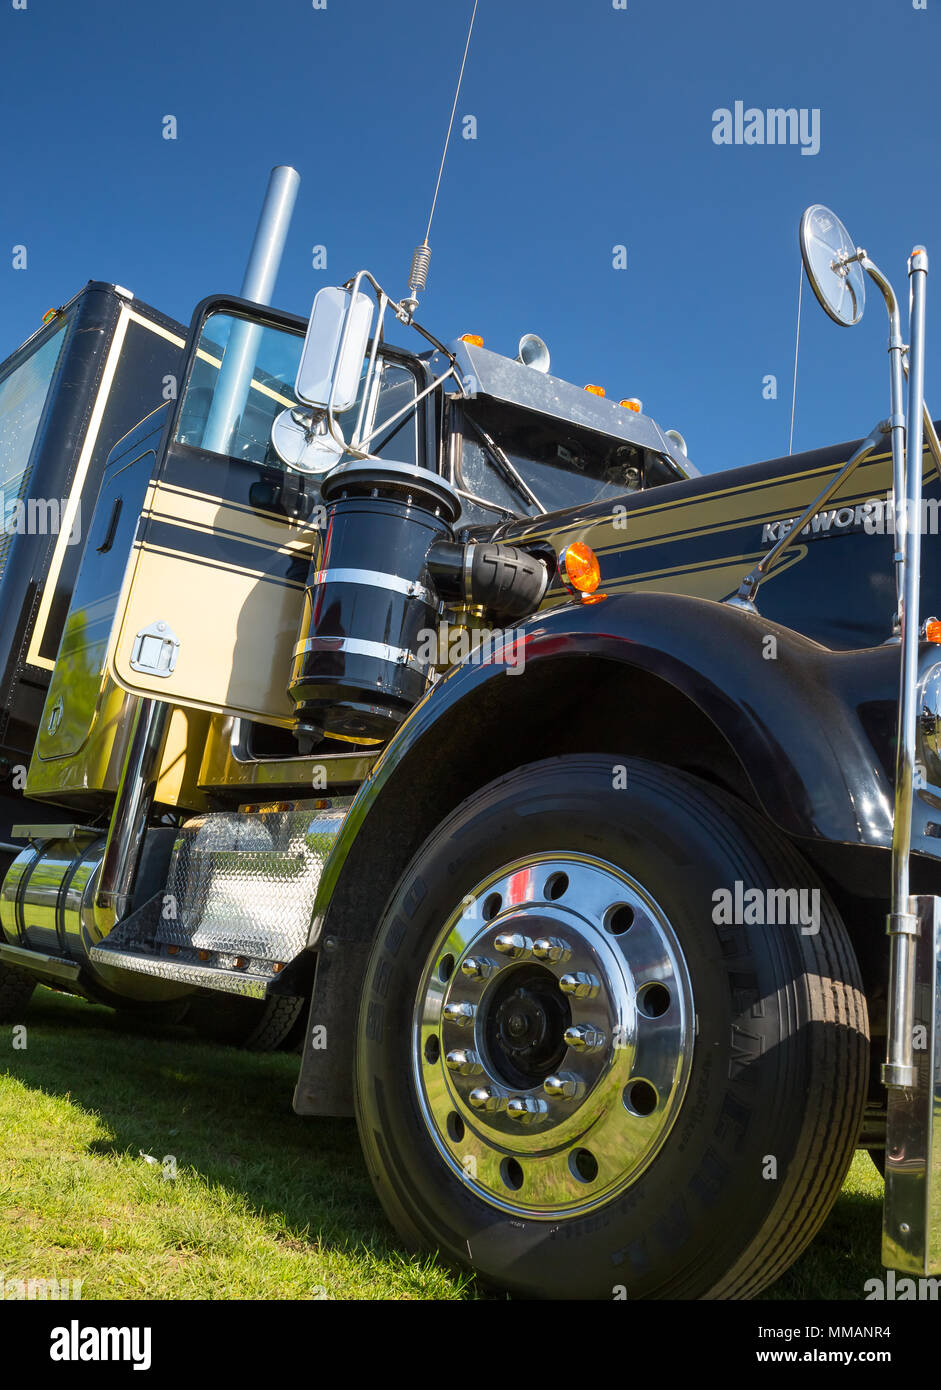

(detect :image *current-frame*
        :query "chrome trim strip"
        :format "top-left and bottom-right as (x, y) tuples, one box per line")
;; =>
(292, 635), (428, 673)
(0, 942), (82, 984)
(310, 567), (435, 606)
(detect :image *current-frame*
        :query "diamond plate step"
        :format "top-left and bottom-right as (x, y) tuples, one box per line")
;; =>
(154, 803), (349, 963)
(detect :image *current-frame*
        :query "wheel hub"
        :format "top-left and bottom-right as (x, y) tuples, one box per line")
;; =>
(486, 964), (571, 1086)
(412, 853), (694, 1218)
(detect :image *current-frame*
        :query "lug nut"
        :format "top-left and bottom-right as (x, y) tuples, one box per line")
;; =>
(506, 1096), (549, 1124)
(469, 1087), (507, 1113)
(445, 1048), (483, 1076)
(461, 956), (494, 980)
(494, 932), (533, 959)
(564, 1024), (606, 1053)
(532, 936), (571, 963)
(559, 972), (600, 999)
(443, 1001), (476, 1026)
(543, 1072), (585, 1100)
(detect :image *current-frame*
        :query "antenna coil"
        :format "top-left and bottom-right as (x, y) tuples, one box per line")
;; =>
(409, 243), (433, 293)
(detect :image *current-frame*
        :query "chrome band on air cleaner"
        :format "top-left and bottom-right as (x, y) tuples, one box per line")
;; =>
(292, 635), (429, 674)
(309, 567), (435, 607)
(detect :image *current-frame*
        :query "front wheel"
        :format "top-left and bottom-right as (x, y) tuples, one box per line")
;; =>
(355, 756), (869, 1299)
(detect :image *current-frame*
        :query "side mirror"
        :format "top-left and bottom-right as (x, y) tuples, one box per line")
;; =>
(270, 406), (346, 474)
(295, 285), (374, 412)
(800, 205), (866, 326)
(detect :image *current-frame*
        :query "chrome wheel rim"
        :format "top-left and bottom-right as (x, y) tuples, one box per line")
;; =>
(412, 853), (694, 1218)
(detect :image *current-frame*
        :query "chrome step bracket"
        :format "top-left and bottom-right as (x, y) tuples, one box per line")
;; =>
(883, 894), (941, 1273)
(88, 891), (286, 1000)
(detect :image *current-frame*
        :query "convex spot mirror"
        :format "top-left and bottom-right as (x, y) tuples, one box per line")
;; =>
(800, 204), (866, 326)
(271, 406), (345, 474)
(295, 284), (373, 412)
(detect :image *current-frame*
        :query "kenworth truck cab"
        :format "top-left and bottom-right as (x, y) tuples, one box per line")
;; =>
(2, 185), (940, 1299)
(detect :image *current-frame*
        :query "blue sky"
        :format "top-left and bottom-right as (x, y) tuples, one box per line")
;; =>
(2, 0), (939, 474)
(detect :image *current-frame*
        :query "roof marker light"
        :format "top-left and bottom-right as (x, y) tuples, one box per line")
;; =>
(584, 384), (605, 398)
(460, 334), (484, 347)
(619, 398), (642, 412)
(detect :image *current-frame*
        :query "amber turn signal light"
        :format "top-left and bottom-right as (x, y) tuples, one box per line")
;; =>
(559, 541), (602, 595)
(925, 618), (941, 643)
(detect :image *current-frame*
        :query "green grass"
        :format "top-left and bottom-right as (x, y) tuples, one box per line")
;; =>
(0, 987), (883, 1300)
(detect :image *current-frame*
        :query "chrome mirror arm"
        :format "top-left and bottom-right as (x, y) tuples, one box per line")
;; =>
(885, 246), (930, 1092)
(725, 420), (890, 614)
(859, 256), (908, 629)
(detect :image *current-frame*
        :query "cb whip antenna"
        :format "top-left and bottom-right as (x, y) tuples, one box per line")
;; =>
(402, 0), (479, 317)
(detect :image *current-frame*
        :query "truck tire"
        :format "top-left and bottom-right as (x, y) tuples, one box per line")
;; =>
(354, 755), (869, 1299)
(186, 993), (305, 1051)
(0, 961), (35, 1022)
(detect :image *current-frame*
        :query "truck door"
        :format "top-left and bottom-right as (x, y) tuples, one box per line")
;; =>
(105, 298), (322, 727)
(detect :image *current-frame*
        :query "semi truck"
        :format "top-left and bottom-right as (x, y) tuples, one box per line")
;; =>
(1, 174), (939, 1299)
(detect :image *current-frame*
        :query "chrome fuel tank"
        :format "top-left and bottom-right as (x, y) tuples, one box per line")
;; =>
(0, 828), (188, 1002)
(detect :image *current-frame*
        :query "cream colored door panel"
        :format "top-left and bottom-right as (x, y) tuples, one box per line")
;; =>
(107, 466), (320, 726)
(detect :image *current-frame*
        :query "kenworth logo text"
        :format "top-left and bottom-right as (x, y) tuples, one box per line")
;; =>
(762, 496), (941, 545)
(761, 498), (905, 545)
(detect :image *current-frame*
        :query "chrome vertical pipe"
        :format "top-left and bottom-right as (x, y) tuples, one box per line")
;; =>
(238, 164), (302, 306)
(885, 246), (929, 1089)
(861, 259), (907, 626)
(202, 165), (301, 455)
(94, 699), (171, 936)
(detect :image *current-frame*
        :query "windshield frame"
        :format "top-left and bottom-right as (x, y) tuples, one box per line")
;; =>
(169, 294), (436, 474)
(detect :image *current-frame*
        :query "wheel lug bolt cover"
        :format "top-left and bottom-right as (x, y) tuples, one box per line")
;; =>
(532, 936), (571, 963)
(543, 1072), (585, 1100)
(445, 1048), (483, 1075)
(460, 956), (494, 979)
(443, 1001), (476, 1026)
(506, 1096), (549, 1124)
(559, 971), (600, 999)
(494, 932), (533, 959)
(469, 1087), (507, 1112)
(564, 1024), (606, 1052)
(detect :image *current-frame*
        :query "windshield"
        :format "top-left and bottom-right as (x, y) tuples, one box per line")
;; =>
(175, 311), (420, 468)
(0, 320), (68, 575)
(456, 397), (645, 524)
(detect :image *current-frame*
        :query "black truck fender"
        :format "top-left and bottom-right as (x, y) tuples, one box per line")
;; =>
(293, 589), (899, 1115)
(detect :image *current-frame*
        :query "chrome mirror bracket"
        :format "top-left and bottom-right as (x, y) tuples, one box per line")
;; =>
(725, 421), (890, 615)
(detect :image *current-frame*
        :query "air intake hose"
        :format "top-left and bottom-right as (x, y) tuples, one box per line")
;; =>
(426, 539), (549, 619)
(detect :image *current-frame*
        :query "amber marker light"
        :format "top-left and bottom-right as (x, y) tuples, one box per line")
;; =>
(460, 334), (484, 347)
(584, 384), (605, 398)
(619, 398), (642, 412)
(559, 541), (604, 600)
(925, 617), (941, 643)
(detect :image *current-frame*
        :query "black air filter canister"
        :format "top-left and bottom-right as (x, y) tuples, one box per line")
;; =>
(288, 460), (461, 743)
